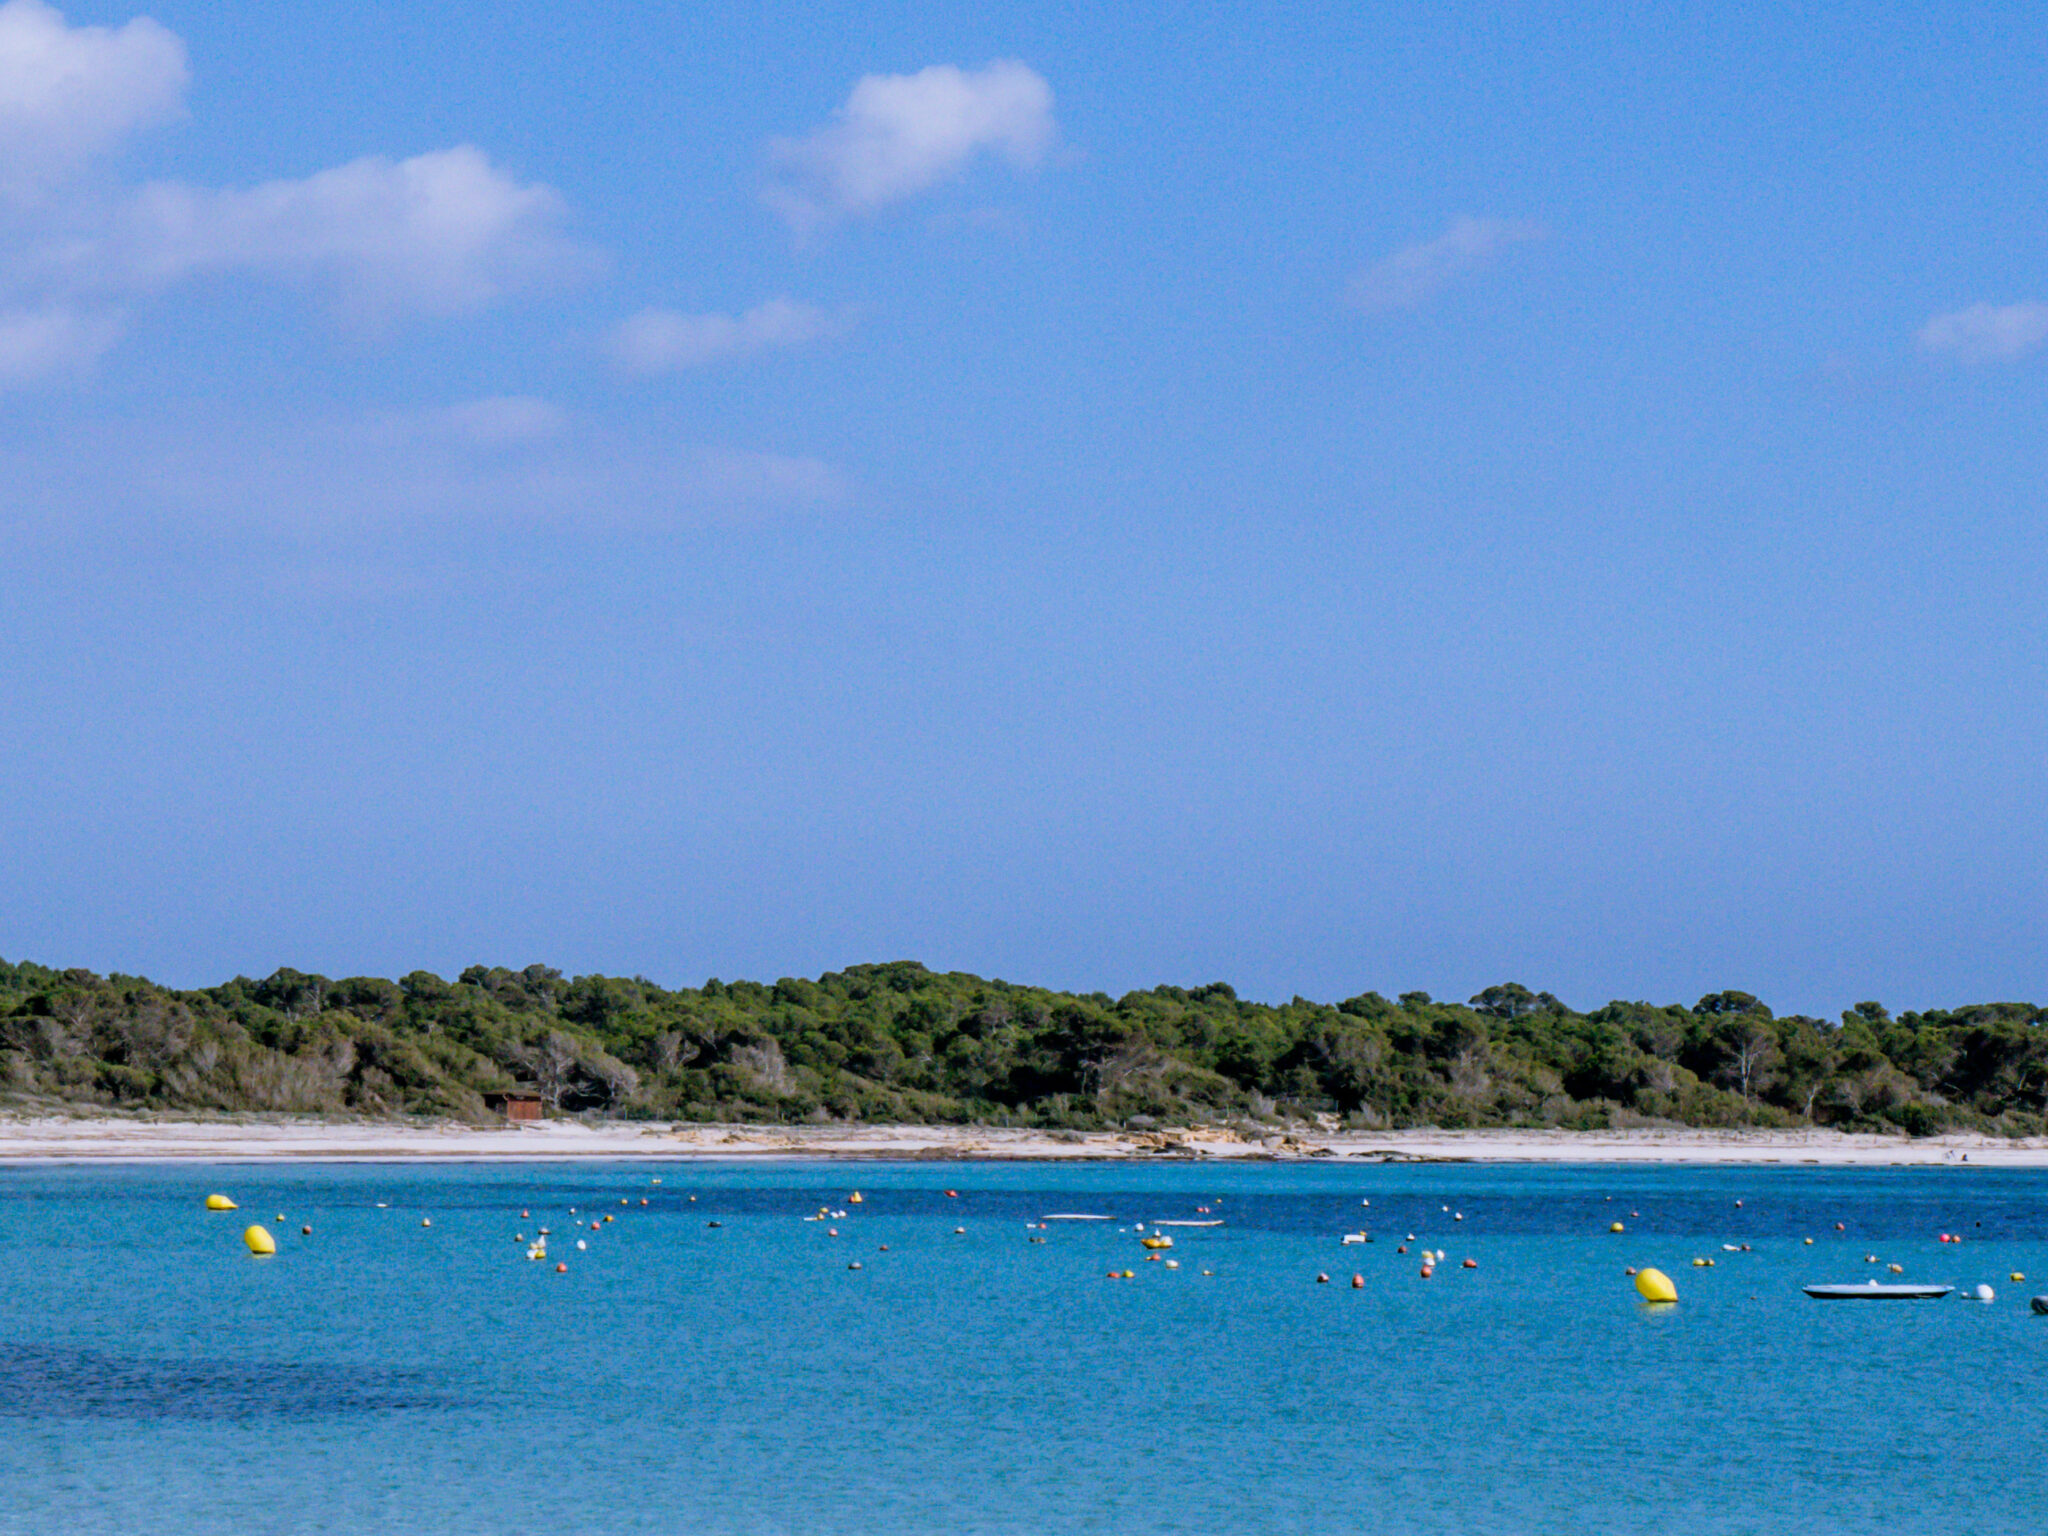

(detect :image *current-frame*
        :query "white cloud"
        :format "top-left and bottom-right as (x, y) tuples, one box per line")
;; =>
(0, 0), (186, 200)
(609, 297), (844, 374)
(1917, 301), (2048, 364)
(689, 447), (844, 507)
(402, 395), (568, 447)
(2, 405), (848, 540)
(0, 302), (119, 386)
(116, 147), (595, 321)
(0, 5), (595, 383)
(1349, 216), (1547, 314)
(765, 60), (1054, 232)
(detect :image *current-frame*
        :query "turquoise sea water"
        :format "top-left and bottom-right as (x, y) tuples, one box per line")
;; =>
(1, 1158), (2044, 1535)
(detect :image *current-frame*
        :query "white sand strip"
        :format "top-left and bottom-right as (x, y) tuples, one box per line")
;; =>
(0, 1116), (2044, 1164)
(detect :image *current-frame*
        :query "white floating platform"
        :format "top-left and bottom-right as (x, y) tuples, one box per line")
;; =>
(1802, 1282), (1953, 1300)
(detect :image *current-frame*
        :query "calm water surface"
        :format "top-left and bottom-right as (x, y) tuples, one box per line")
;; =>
(0, 1158), (2043, 1534)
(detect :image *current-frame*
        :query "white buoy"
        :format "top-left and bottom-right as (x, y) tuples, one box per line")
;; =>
(1975, 1283), (1995, 1303)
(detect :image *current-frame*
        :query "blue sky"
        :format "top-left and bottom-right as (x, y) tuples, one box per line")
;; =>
(2, 0), (2044, 1015)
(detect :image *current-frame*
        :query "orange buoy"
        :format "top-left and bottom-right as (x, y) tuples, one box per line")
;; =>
(945, 1190), (959, 1198)
(1462, 1258), (1477, 1269)
(555, 1262), (567, 1273)
(301, 1225), (312, 1236)
(1350, 1274), (1363, 1289)
(1316, 1272), (1330, 1284)
(1420, 1265), (1434, 1278)
(1625, 1266), (1638, 1276)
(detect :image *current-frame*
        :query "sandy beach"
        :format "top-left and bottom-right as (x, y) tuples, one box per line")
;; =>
(0, 1114), (2043, 1165)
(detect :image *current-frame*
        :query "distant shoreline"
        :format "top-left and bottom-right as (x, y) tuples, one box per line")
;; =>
(2, 1116), (2046, 1165)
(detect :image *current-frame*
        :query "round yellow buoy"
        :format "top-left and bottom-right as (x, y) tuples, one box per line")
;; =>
(1634, 1267), (1677, 1303)
(1609, 1221), (1625, 1233)
(205, 1194), (237, 1211)
(2011, 1271), (2026, 1282)
(243, 1225), (277, 1255)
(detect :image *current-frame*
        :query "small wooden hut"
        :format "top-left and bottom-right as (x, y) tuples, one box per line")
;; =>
(484, 1091), (544, 1122)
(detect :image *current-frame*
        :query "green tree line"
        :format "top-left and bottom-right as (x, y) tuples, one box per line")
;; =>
(1, 960), (2043, 1135)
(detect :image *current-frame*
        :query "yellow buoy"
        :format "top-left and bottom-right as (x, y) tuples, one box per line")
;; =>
(849, 1191), (863, 1203)
(243, 1225), (277, 1255)
(1609, 1221), (1625, 1233)
(205, 1194), (238, 1211)
(1634, 1267), (1678, 1303)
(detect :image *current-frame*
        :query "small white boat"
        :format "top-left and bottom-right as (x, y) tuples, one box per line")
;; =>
(1802, 1281), (1953, 1301)
(1152, 1220), (1224, 1228)
(1340, 1232), (1369, 1245)
(1042, 1213), (1112, 1221)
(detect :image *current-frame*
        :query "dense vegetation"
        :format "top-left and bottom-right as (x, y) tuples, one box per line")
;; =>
(1, 959), (2044, 1136)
